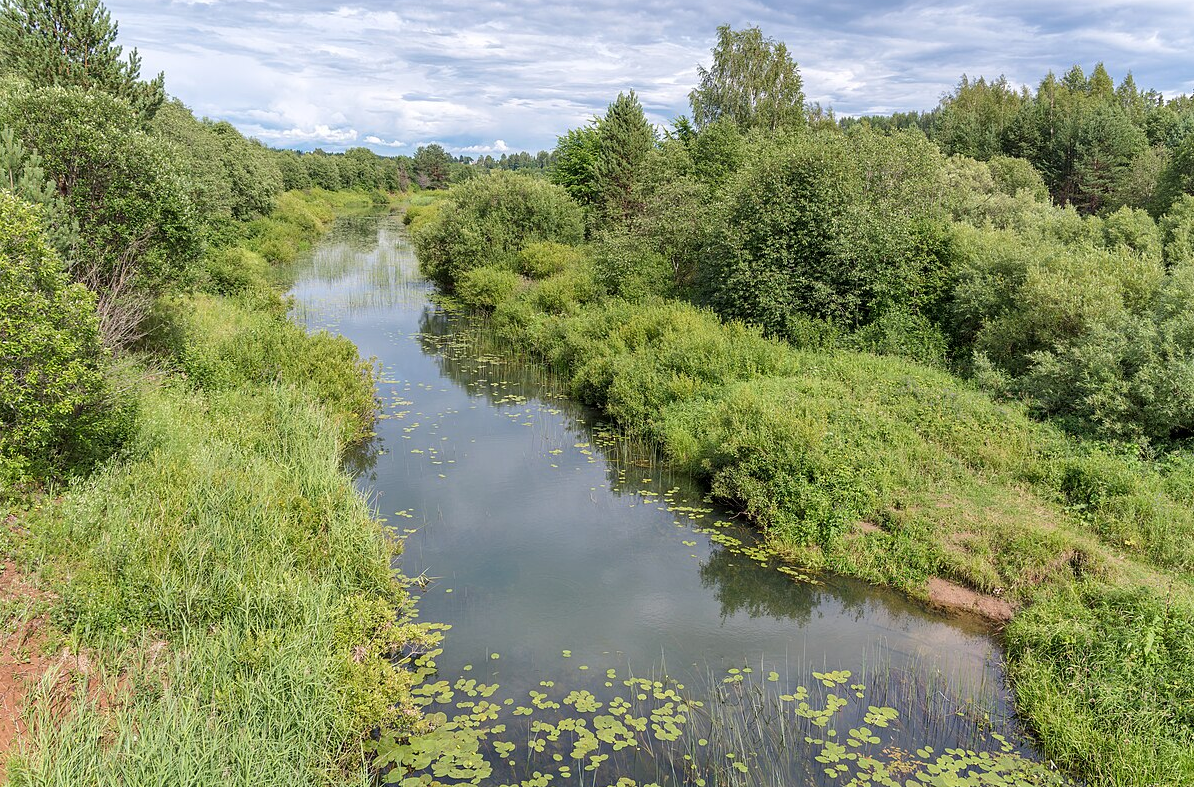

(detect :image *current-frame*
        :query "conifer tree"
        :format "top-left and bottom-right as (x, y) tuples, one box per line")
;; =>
(595, 90), (654, 226)
(0, 0), (164, 119)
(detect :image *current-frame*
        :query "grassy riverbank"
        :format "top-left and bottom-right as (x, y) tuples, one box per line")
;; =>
(412, 183), (1194, 786)
(1, 190), (432, 783)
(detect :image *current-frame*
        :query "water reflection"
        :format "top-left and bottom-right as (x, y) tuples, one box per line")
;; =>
(287, 215), (1056, 786)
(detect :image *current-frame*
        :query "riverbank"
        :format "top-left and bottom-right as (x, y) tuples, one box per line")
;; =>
(411, 182), (1194, 786)
(0, 190), (433, 783)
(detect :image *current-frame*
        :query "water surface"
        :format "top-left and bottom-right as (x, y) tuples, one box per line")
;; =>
(289, 215), (1049, 786)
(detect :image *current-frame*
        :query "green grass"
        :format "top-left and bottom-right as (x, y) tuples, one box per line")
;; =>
(3, 190), (430, 785)
(428, 215), (1194, 786)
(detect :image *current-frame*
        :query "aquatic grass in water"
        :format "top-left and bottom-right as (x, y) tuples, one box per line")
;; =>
(375, 647), (1068, 787)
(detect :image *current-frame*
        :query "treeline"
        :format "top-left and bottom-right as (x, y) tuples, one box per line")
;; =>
(410, 25), (1194, 785)
(511, 26), (1194, 447)
(849, 67), (1194, 217)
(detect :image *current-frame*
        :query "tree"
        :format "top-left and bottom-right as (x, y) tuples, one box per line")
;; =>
(411, 171), (584, 290)
(932, 75), (1025, 160)
(0, 126), (78, 255)
(689, 25), (804, 132)
(0, 191), (125, 482)
(0, 85), (201, 345)
(208, 121), (283, 219)
(304, 150), (342, 190)
(548, 125), (600, 206)
(594, 91), (654, 226)
(274, 149), (312, 191)
(0, 0), (164, 119)
(413, 143), (452, 189)
(1072, 103), (1147, 213)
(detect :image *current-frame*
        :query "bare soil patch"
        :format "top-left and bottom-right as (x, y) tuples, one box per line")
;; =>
(926, 576), (1015, 625)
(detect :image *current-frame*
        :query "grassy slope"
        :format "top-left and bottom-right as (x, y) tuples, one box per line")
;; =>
(435, 245), (1194, 785)
(2, 190), (432, 784)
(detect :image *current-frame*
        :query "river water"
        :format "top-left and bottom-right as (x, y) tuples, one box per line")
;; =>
(289, 215), (1050, 787)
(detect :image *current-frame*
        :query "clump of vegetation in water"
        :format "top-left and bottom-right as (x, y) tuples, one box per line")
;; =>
(375, 648), (1067, 787)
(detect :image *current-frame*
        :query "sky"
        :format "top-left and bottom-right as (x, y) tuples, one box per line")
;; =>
(105, 0), (1194, 157)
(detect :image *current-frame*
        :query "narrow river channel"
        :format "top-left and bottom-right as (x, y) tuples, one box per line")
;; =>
(289, 215), (1052, 786)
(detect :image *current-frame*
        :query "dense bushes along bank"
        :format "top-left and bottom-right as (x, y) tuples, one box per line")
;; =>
(1, 190), (437, 783)
(412, 172), (1194, 786)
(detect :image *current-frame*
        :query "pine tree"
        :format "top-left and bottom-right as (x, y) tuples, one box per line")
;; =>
(595, 91), (654, 226)
(0, 0), (164, 119)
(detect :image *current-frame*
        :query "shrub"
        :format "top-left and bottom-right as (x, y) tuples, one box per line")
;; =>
(456, 265), (523, 311)
(0, 193), (128, 484)
(412, 171), (584, 290)
(591, 230), (673, 301)
(518, 241), (584, 279)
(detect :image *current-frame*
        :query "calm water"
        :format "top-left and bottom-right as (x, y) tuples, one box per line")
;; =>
(289, 215), (1048, 786)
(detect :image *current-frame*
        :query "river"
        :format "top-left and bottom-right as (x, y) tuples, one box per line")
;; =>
(288, 214), (1053, 787)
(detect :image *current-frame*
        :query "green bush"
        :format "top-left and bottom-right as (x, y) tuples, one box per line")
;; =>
(844, 309), (949, 366)
(518, 241), (584, 279)
(455, 265), (523, 311)
(412, 171), (584, 290)
(590, 230), (674, 302)
(529, 263), (601, 315)
(203, 246), (271, 296)
(1160, 194), (1194, 264)
(0, 193), (128, 484)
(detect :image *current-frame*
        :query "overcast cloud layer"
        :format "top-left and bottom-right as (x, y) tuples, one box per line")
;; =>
(106, 0), (1194, 156)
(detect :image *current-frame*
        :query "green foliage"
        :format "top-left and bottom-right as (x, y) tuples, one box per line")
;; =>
(590, 229), (673, 301)
(208, 120), (284, 220)
(243, 190), (334, 265)
(0, 0), (164, 119)
(710, 127), (952, 337)
(518, 240), (584, 279)
(150, 99), (236, 228)
(275, 149), (312, 191)
(843, 309), (949, 367)
(1155, 132), (1194, 215)
(456, 265), (523, 311)
(0, 84), (201, 344)
(950, 222), (1194, 442)
(1160, 194), (1194, 264)
(413, 143), (452, 190)
(0, 125), (78, 255)
(1102, 205), (1163, 259)
(987, 155), (1049, 199)
(933, 75), (1026, 160)
(595, 91), (655, 226)
(689, 25), (804, 132)
(412, 171), (584, 290)
(0, 192), (127, 484)
(548, 125), (599, 206)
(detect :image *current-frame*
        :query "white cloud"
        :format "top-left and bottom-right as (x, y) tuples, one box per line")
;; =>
(107, 0), (1194, 152)
(364, 136), (407, 148)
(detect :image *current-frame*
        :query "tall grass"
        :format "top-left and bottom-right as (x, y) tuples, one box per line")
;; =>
(6, 192), (425, 784)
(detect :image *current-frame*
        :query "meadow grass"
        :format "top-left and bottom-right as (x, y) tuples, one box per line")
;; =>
(3, 191), (429, 784)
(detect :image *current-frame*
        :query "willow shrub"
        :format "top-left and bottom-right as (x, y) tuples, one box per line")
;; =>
(412, 171), (583, 291)
(0, 193), (129, 485)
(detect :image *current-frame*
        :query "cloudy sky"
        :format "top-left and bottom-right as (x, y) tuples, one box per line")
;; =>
(106, 0), (1194, 156)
